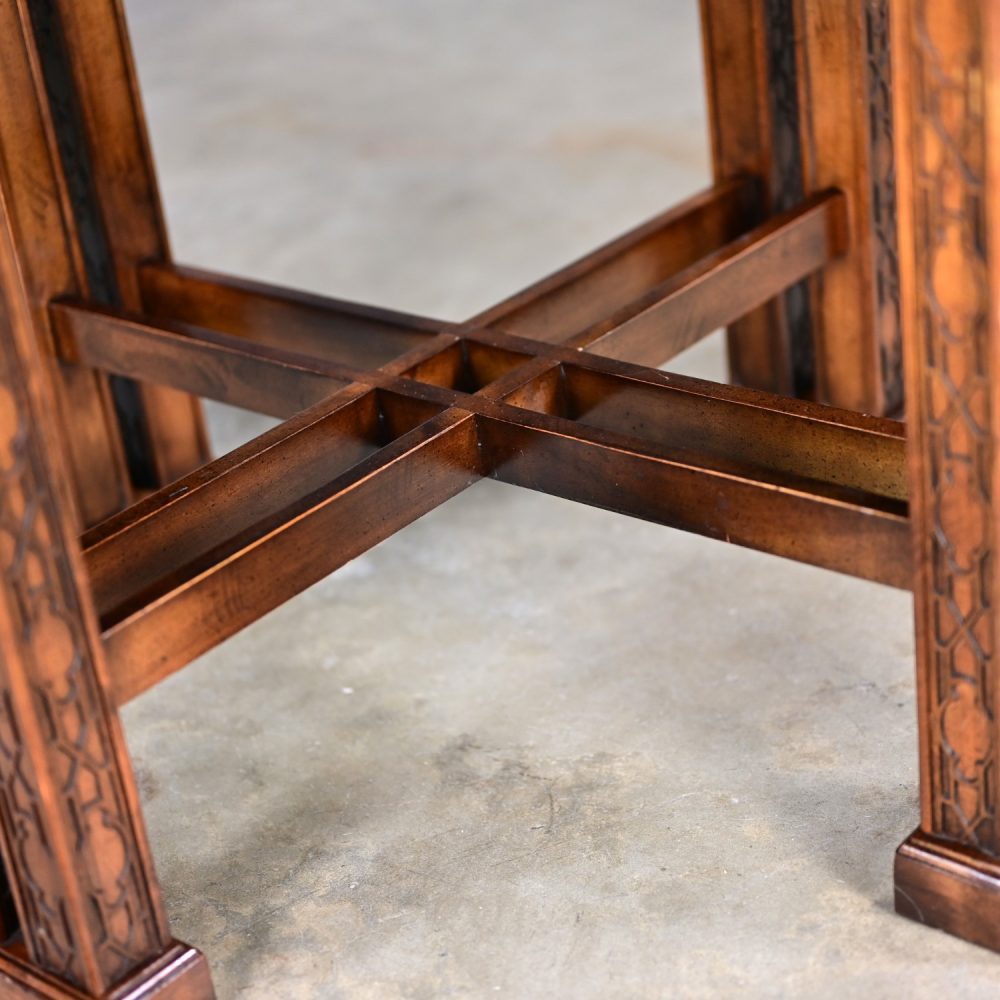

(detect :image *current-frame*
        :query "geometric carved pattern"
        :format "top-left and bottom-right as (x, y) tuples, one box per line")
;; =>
(763, 0), (815, 397)
(908, 0), (997, 851)
(0, 269), (168, 988)
(27, 0), (159, 489)
(864, 0), (904, 414)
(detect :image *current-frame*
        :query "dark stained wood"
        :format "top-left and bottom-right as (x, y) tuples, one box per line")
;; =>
(701, 0), (905, 416)
(100, 408), (479, 704)
(699, 0), (800, 396)
(794, 0), (904, 415)
(468, 178), (755, 342)
(502, 362), (906, 501)
(56, 289), (909, 558)
(2, 0), (1000, 992)
(890, 0), (1000, 948)
(0, 0), (131, 526)
(139, 263), (450, 370)
(48, 0), (210, 487)
(52, 302), (355, 419)
(895, 831), (1000, 953)
(56, 191), (845, 412)
(568, 190), (847, 366)
(52, 271), (914, 711)
(477, 408), (909, 589)
(0, 77), (210, 997)
(0, 944), (213, 1000)
(73, 309), (910, 706)
(82, 387), (446, 622)
(88, 384), (906, 706)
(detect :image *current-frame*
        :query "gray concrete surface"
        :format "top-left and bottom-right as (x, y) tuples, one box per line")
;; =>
(120, 1), (1000, 996)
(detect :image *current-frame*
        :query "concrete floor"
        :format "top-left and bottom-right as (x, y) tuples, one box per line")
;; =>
(120, 2), (1000, 996)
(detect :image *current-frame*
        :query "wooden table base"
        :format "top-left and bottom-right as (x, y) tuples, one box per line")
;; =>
(0, 0), (996, 995)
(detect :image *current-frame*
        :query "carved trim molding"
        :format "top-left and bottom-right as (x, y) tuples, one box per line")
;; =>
(864, 0), (904, 414)
(764, 0), (815, 397)
(908, 0), (997, 851)
(0, 271), (167, 988)
(26, 0), (157, 489)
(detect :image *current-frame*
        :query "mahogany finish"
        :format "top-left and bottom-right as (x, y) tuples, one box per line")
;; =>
(0, 0), (995, 995)
(889, 0), (1000, 945)
(700, 0), (903, 415)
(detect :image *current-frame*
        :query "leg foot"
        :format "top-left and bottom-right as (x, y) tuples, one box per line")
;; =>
(895, 830), (1000, 953)
(0, 943), (214, 1000)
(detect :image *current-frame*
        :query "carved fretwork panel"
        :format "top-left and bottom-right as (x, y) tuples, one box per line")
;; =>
(864, 0), (903, 415)
(899, 0), (999, 852)
(0, 193), (172, 993)
(763, 0), (814, 398)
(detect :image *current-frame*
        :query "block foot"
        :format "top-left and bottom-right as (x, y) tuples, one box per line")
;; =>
(0, 942), (214, 1000)
(895, 829), (1000, 953)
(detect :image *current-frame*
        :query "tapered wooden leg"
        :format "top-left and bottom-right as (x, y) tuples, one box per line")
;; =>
(0, 112), (213, 1000)
(892, 0), (1000, 951)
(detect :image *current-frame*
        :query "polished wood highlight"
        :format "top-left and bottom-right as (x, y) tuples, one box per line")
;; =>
(31, 0), (208, 493)
(0, 944), (212, 1000)
(0, 0), (131, 527)
(699, 0), (802, 397)
(0, 0), (998, 996)
(795, 0), (905, 415)
(53, 274), (909, 704)
(45, 0), (209, 487)
(701, 0), (904, 416)
(890, 0), (1000, 945)
(469, 178), (754, 340)
(139, 263), (450, 369)
(0, 44), (205, 996)
(562, 191), (847, 364)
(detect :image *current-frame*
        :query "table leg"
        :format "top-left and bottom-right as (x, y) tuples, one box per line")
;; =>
(893, 0), (1000, 952)
(0, 131), (213, 1000)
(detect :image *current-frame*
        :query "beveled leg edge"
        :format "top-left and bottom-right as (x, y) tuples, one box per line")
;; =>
(0, 942), (214, 1000)
(108, 943), (214, 1000)
(894, 829), (1000, 953)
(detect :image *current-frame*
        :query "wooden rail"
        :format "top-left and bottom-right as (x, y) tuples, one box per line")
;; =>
(566, 192), (847, 365)
(470, 178), (756, 339)
(84, 368), (906, 704)
(52, 183), (906, 707)
(91, 403), (478, 703)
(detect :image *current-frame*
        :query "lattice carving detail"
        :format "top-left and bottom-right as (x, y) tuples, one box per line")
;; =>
(864, 0), (903, 414)
(764, 0), (814, 396)
(910, 0), (997, 851)
(0, 286), (165, 988)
